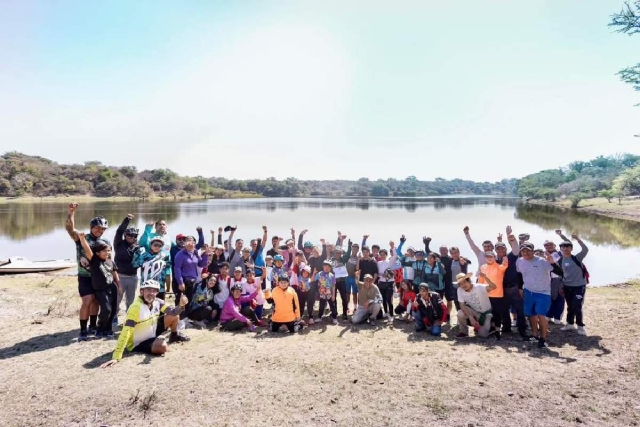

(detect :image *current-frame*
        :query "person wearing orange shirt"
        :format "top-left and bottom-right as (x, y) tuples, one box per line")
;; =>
(478, 251), (508, 339)
(267, 276), (303, 333)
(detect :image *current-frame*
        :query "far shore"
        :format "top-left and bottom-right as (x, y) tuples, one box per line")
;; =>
(0, 193), (262, 204)
(526, 196), (640, 223)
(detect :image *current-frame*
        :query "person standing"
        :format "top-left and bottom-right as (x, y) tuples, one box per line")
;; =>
(543, 238), (565, 325)
(113, 214), (140, 321)
(173, 237), (210, 319)
(556, 230), (590, 336)
(65, 202), (109, 341)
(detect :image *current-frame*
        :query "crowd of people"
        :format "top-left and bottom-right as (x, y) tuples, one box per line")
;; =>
(63, 202), (590, 368)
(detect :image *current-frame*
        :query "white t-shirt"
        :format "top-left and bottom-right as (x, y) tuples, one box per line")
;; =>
(457, 283), (492, 313)
(243, 278), (264, 305)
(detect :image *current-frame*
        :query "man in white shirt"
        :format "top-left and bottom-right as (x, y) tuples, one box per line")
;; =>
(516, 242), (562, 349)
(455, 272), (497, 338)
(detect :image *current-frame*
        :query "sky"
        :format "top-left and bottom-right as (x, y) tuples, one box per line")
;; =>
(1, 0), (639, 182)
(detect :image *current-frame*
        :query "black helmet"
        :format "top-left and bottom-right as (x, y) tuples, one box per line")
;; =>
(90, 216), (108, 229)
(124, 227), (139, 237)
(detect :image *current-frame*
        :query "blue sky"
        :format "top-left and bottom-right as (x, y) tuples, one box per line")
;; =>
(1, 1), (638, 181)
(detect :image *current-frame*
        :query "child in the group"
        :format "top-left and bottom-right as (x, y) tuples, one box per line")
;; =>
(220, 283), (260, 332)
(315, 260), (338, 324)
(213, 262), (232, 315)
(78, 235), (122, 338)
(270, 254), (290, 288)
(295, 264), (312, 321)
(394, 280), (416, 322)
(243, 268), (266, 326)
(266, 276), (302, 333)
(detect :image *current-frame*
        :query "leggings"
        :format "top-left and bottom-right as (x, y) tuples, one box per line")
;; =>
(335, 279), (348, 316)
(307, 282), (318, 318)
(295, 289), (308, 318)
(378, 281), (394, 315)
(188, 304), (219, 322)
(94, 285), (117, 333)
(222, 307), (258, 331)
(564, 285), (586, 327)
(318, 298), (337, 319)
(271, 321), (298, 333)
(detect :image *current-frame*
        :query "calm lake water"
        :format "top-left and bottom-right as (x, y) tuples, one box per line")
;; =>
(1, 197), (639, 285)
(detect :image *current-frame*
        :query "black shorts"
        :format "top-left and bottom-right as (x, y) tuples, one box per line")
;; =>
(444, 282), (457, 301)
(132, 314), (166, 354)
(78, 276), (94, 297)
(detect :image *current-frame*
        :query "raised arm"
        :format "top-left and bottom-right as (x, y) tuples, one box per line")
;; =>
(478, 272), (497, 293)
(78, 233), (94, 261)
(506, 226), (519, 256)
(115, 214), (132, 244)
(195, 227), (205, 250)
(139, 222), (153, 249)
(463, 226), (482, 259)
(362, 235), (368, 249)
(397, 235), (405, 256)
(423, 236), (432, 253)
(65, 203), (80, 241)
(555, 229), (570, 242)
(572, 233), (589, 261)
(210, 230), (216, 247)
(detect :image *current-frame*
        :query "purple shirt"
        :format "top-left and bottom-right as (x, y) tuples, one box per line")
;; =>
(174, 249), (209, 285)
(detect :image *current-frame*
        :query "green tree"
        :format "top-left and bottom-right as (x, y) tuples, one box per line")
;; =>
(613, 164), (640, 195)
(610, 1), (640, 101)
(597, 189), (617, 203)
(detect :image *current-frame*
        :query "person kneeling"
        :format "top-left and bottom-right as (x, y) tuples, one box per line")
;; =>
(455, 272), (497, 338)
(220, 283), (260, 332)
(351, 272), (383, 326)
(187, 273), (220, 327)
(412, 283), (448, 336)
(100, 280), (190, 368)
(266, 276), (303, 333)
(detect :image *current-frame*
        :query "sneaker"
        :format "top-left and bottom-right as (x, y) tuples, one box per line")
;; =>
(537, 338), (548, 349)
(577, 326), (587, 336)
(341, 313), (348, 321)
(561, 324), (576, 332)
(95, 330), (106, 338)
(456, 332), (468, 338)
(332, 318), (338, 325)
(88, 327), (97, 336)
(387, 314), (394, 322)
(307, 318), (314, 325)
(78, 331), (88, 342)
(369, 319), (377, 327)
(522, 335), (538, 342)
(249, 324), (256, 332)
(553, 318), (563, 325)
(294, 323), (301, 333)
(168, 331), (191, 343)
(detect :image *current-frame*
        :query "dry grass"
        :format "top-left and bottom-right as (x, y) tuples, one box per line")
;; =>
(1, 276), (640, 426)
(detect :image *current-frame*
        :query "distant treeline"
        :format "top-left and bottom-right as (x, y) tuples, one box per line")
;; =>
(0, 152), (517, 198)
(516, 153), (640, 207)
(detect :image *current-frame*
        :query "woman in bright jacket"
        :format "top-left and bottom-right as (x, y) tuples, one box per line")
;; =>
(266, 276), (302, 333)
(424, 252), (446, 297)
(220, 283), (260, 332)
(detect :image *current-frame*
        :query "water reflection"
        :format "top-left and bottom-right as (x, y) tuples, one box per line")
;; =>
(0, 201), (180, 241)
(515, 203), (640, 249)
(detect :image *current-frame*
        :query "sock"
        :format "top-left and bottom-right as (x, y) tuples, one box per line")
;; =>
(89, 315), (97, 329)
(80, 319), (88, 332)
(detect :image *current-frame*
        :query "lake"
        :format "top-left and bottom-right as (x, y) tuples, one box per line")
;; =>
(1, 197), (639, 285)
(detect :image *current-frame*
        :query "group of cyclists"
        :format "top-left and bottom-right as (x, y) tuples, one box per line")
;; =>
(63, 202), (590, 368)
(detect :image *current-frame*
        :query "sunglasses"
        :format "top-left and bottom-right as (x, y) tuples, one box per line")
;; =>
(151, 243), (163, 247)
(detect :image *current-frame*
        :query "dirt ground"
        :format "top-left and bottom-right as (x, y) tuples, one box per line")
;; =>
(1, 275), (639, 427)
(528, 197), (640, 222)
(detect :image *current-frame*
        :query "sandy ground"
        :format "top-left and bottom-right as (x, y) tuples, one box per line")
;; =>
(1, 275), (639, 427)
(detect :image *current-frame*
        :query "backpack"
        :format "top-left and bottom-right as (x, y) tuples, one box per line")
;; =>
(557, 252), (590, 284)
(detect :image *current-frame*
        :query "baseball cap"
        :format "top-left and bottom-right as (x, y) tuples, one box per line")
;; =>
(519, 242), (534, 251)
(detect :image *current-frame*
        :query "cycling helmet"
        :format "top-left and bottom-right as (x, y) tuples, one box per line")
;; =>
(124, 227), (139, 236)
(323, 260), (332, 266)
(274, 254), (285, 262)
(140, 280), (160, 290)
(150, 236), (165, 246)
(333, 245), (343, 253)
(90, 216), (108, 228)
(231, 283), (243, 292)
(303, 241), (313, 249)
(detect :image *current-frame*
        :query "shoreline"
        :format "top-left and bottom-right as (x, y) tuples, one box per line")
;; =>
(524, 196), (640, 223)
(0, 193), (262, 204)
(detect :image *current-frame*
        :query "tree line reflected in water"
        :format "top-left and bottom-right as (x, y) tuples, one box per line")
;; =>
(1, 198), (639, 250)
